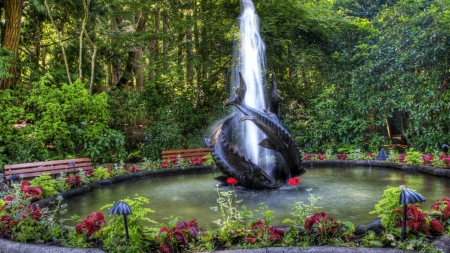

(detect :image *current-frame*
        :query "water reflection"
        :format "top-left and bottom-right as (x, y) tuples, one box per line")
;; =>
(62, 166), (450, 228)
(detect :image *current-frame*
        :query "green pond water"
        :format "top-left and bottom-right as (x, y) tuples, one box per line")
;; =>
(61, 166), (450, 228)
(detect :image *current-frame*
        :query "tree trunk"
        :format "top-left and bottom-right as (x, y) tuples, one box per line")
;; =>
(163, 11), (168, 70)
(186, 10), (194, 85)
(149, 9), (159, 80)
(194, 1), (201, 104)
(79, 0), (91, 80)
(109, 16), (121, 85)
(134, 12), (146, 88)
(115, 12), (146, 88)
(1, 0), (22, 89)
(386, 118), (392, 140)
(44, 0), (72, 84)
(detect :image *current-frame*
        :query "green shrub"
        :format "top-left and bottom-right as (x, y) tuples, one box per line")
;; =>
(404, 149), (423, 165)
(30, 173), (68, 198)
(203, 154), (215, 166)
(100, 196), (158, 252)
(369, 186), (402, 231)
(92, 167), (111, 180)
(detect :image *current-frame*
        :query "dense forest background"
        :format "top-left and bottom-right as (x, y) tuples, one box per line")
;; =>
(0, 0), (449, 165)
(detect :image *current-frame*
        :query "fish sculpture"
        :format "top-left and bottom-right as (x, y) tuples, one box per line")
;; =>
(205, 114), (283, 189)
(224, 73), (305, 180)
(269, 72), (282, 121)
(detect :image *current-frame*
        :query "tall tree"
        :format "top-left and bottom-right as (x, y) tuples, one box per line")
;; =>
(0, 0), (22, 89)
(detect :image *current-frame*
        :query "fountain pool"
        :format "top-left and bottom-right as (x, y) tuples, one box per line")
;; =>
(61, 166), (450, 228)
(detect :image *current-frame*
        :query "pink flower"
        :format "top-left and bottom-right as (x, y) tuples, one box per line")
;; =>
(336, 153), (348, 160)
(303, 154), (313, 160)
(4, 195), (14, 201)
(288, 177), (301, 186)
(421, 154), (434, 165)
(226, 177), (237, 185)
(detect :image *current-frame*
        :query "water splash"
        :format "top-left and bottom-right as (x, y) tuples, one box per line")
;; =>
(231, 0), (268, 165)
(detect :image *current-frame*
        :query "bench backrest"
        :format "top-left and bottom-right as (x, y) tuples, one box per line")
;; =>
(162, 148), (210, 161)
(4, 158), (93, 180)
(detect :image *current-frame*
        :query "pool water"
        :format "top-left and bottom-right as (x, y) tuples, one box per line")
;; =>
(61, 166), (450, 228)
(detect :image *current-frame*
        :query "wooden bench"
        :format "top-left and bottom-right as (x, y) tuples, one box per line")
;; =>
(162, 148), (210, 162)
(4, 158), (93, 182)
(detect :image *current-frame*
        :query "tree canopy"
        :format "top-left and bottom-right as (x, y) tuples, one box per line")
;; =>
(0, 0), (449, 164)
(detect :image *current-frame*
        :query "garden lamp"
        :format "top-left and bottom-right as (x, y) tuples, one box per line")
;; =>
(107, 201), (132, 242)
(398, 186), (426, 241)
(67, 161), (76, 173)
(375, 148), (389, 161)
(141, 136), (150, 149)
(9, 174), (20, 185)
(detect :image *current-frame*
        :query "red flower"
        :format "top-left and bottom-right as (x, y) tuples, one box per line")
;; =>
(388, 147), (393, 150)
(303, 154), (313, 160)
(429, 219), (444, 233)
(336, 153), (348, 160)
(4, 195), (14, 201)
(318, 153), (326, 160)
(250, 220), (265, 230)
(85, 169), (93, 177)
(421, 154), (434, 165)
(76, 212), (106, 237)
(288, 177), (301, 186)
(226, 177), (237, 185)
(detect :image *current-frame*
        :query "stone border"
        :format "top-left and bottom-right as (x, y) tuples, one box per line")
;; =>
(3, 162), (450, 252)
(303, 160), (450, 178)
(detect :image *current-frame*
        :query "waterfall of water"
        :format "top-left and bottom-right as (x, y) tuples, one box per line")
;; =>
(231, 0), (268, 166)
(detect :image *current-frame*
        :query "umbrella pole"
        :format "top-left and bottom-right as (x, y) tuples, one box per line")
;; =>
(401, 204), (407, 241)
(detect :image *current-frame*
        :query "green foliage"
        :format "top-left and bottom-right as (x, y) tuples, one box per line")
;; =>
(361, 230), (387, 248)
(282, 188), (323, 231)
(141, 157), (159, 171)
(0, 49), (13, 80)
(369, 186), (402, 230)
(61, 229), (90, 248)
(100, 195), (157, 252)
(404, 149), (423, 165)
(86, 129), (127, 164)
(30, 173), (69, 198)
(0, 90), (28, 168)
(22, 74), (119, 161)
(143, 96), (209, 160)
(92, 167), (111, 180)
(1, 188), (69, 244)
(111, 161), (126, 176)
(203, 153), (215, 166)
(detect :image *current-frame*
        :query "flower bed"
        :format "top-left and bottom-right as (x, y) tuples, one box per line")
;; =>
(0, 158), (449, 253)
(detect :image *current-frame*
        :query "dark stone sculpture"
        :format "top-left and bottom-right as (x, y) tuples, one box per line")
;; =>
(205, 73), (304, 189)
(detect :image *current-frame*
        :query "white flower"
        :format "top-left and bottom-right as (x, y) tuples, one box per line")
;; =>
(210, 206), (218, 211)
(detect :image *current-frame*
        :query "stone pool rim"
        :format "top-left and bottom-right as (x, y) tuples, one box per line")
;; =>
(6, 161), (450, 252)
